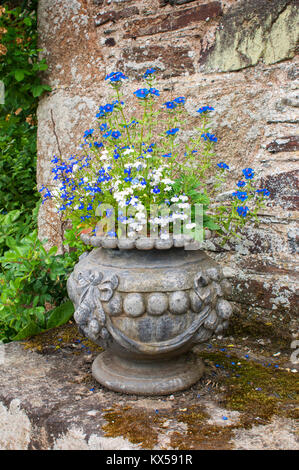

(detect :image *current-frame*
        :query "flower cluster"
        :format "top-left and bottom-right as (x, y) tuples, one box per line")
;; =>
(40, 69), (269, 243)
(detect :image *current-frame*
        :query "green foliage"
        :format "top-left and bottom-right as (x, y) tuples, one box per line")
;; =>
(0, 230), (75, 342)
(0, 3), (78, 343)
(0, 2), (51, 214)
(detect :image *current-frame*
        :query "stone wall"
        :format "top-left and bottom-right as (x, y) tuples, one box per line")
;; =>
(36, 0), (299, 340)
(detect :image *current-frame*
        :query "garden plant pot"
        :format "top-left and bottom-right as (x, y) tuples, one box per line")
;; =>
(67, 237), (233, 396)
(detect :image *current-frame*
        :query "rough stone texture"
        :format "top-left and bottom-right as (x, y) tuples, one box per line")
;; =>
(0, 335), (298, 450)
(202, 0), (298, 71)
(37, 0), (299, 340)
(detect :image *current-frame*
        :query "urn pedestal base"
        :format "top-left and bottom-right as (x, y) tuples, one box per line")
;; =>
(92, 351), (204, 396)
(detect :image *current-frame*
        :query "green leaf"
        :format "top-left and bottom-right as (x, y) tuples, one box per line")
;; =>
(12, 321), (43, 341)
(31, 84), (51, 98)
(204, 219), (221, 230)
(46, 300), (74, 329)
(14, 70), (25, 82)
(23, 17), (32, 26)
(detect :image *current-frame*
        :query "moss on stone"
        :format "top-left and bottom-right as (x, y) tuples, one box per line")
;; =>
(200, 351), (298, 420)
(102, 406), (164, 449)
(21, 322), (102, 354)
(226, 311), (291, 348)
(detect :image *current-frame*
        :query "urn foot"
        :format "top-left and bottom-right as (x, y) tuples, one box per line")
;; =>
(92, 351), (204, 396)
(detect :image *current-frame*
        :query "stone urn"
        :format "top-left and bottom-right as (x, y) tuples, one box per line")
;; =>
(67, 235), (233, 395)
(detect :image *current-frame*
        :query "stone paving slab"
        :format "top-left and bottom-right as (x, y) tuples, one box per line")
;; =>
(0, 324), (298, 450)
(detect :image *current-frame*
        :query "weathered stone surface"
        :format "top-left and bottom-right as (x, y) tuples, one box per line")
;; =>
(121, 44), (195, 77)
(261, 170), (299, 210)
(124, 2), (222, 37)
(1, 332), (298, 449)
(160, 0), (199, 5)
(202, 0), (299, 71)
(95, 6), (139, 27)
(266, 136), (299, 153)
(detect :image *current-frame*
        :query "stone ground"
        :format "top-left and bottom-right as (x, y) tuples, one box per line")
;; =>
(0, 322), (298, 450)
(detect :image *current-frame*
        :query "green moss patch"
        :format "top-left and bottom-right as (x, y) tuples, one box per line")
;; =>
(21, 321), (102, 354)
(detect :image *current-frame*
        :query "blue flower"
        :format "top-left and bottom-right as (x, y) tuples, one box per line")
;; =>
(149, 87), (160, 96)
(111, 130), (121, 139)
(217, 162), (229, 170)
(197, 106), (214, 114)
(162, 153), (172, 158)
(237, 180), (246, 187)
(166, 128), (179, 136)
(134, 88), (150, 99)
(236, 206), (249, 217)
(84, 129), (94, 138)
(105, 71), (128, 82)
(104, 103), (114, 113)
(202, 132), (217, 142)
(256, 188), (270, 197)
(96, 106), (106, 118)
(173, 97), (185, 104)
(152, 186), (160, 194)
(93, 141), (103, 148)
(242, 168), (254, 179)
(144, 68), (156, 78)
(233, 191), (248, 202)
(100, 123), (108, 132)
(163, 101), (177, 109)
(103, 130), (112, 138)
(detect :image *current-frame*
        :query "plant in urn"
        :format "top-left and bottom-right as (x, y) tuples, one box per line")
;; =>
(41, 70), (270, 395)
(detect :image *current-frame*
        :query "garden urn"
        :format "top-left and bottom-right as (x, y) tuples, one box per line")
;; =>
(67, 234), (233, 395)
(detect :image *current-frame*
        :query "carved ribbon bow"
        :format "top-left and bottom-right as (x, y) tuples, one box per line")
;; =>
(75, 270), (118, 327)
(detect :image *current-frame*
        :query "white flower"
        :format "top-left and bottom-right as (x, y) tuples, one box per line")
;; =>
(186, 223), (196, 229)
(123, 148), (134, 155)
(162, 178), (174, 185)
(171, 197), (179, 202)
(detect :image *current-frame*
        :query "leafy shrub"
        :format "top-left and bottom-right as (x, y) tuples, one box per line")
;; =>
(0, 230), (77, 342)
(0, 1), (51, 214)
